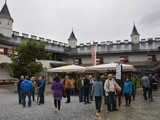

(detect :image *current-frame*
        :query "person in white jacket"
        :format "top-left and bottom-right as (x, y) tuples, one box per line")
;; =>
(104, 74), (121, 111)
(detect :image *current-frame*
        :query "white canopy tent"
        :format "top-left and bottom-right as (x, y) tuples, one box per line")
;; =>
(85, 62), (135, 72)
(47, 64), (86, 73)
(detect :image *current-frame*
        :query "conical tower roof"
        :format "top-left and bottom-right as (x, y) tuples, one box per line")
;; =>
(0, 2), (13, 21)
(131, 25), (139, 36)
(68, 30), (77, 41)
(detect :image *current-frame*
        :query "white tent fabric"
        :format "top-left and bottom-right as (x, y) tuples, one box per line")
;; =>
(86, 62), (135, 72)
(47, 64), (86, 73)
(0, 55), (12, 64)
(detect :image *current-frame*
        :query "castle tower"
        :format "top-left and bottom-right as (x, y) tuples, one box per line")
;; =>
(0, 1), (13, 38)
(130, 24), (140, 44)
(68, 30), (77, 48)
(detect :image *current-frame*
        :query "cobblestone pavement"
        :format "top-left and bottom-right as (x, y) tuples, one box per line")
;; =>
(110, 88), (160, 120)
(0, 85), (96, 120)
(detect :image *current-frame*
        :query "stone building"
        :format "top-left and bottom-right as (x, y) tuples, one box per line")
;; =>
(0, 2), (160, 81)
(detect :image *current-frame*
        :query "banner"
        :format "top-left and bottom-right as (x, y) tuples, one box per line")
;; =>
(91, 45), (97, 66)
(116, 65), (122, 80)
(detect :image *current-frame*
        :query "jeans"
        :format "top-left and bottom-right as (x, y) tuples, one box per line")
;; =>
(71, 88), (75, 95)
(18, 90), (22, 104)
(23, 90), (31, 107)
(132, 86), (136, 100)
(125, 93), (131, 105)
(78, 87), (84, 102)
(149, 88), (153, 100)
(39, 89), (44, 103)
(31, 91), (35, 101)
(66, 89), (71, 102)
(143, 87), (149, 100)
(95, 96), (102, 112)
(54, 99), (61, 110)
(84, 89), (89, 103)
(90, 85), (93, 101)
(104, 94), (107, 105)
(107, 92), (116, 110)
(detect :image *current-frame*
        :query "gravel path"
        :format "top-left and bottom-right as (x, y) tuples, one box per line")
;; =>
(0, 86), (96, 120)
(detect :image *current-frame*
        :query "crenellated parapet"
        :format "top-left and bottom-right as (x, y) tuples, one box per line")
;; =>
(78, 37), (160, 47)
(12, 31), (69, 47)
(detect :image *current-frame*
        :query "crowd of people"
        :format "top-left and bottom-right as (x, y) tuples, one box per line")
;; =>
(17, 75), (45, 107)
(17, 73), (159, 116)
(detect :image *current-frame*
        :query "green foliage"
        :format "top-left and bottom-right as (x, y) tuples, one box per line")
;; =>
(8, 39), (51, 78)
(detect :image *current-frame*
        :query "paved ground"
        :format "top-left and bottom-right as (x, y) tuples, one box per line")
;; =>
(0, 85), (96, 120)
(1, 85), (160, 120)
(110, 88), (160, 120)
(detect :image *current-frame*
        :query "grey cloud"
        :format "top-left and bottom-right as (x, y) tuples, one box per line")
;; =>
(140, 11), (160, 28)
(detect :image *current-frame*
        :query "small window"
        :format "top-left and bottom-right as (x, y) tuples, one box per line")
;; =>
(8, 22), (9, 25)
(120, 56), (129, 62)
(78, 58), (82, 65)
(0, 21), (1, 24)
(74, 58), (82, 65)
(99, 57), (104, 64)
(4, 47), (9, 55)
(4, 48), (8, 53)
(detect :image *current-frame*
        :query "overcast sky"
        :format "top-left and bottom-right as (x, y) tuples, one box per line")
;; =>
(1, 0), (160, 44)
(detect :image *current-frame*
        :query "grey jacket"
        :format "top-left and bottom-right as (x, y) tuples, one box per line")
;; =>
(104, 79), (121, 96)
(91, 81), (103, 97)
(141, 76), (150, 88)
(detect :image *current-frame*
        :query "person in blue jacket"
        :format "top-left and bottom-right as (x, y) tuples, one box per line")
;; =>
(21, 76), (33, 107)
(123, 77), (132, 107)
(38, 76), (46, 104)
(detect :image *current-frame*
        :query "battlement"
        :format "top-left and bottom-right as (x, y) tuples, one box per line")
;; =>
(12, 31), (69, 47)
(78, 37), (160, 47)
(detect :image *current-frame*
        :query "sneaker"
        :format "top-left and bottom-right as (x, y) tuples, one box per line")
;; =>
(125, 104), (128, 107)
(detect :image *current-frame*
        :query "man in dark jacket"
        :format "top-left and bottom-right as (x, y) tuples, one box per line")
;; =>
(21, 76), (33, 107)
(149, 74), (154, 101)
(84, 75), (90, 104)
(17, 75), (24, 104)
(77, 75), (84, 103)
(38, 76), (46, 104)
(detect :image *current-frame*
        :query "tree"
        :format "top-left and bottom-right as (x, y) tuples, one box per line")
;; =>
(9, 39), (51, 78)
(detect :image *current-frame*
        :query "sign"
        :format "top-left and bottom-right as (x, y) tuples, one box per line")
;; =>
(116, 65), (122, 80)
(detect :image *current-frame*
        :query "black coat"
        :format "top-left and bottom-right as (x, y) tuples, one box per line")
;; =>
(84, 78), (90, 90)
(17, 80), (23, 90)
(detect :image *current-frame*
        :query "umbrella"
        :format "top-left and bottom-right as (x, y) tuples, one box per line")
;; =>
(47, 64), (86, 73)
(86, 62), (135, 72)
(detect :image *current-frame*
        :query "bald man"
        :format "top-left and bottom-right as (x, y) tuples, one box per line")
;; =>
(104, 74), (121, 111)
(17, 75), (24, 104)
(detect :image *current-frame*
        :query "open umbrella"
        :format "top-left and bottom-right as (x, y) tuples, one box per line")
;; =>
(47, 64), (86, 73)
(86, 62), (135, 72)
